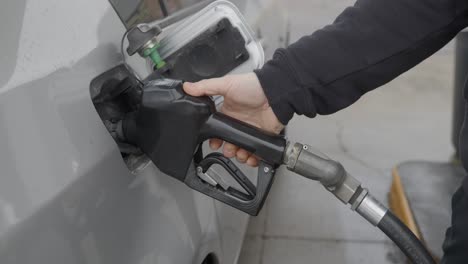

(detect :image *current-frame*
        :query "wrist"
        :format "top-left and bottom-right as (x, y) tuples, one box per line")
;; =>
(255, 63), (296, 125)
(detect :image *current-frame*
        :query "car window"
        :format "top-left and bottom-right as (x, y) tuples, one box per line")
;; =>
(109, 0), (203, 28)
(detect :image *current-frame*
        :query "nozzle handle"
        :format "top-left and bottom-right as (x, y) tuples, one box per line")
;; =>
(192, 106), (285, 215)
(200, 112), (286, 166)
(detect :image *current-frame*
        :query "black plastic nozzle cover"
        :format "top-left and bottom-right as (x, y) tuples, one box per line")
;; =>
(123, 78), (285, 179)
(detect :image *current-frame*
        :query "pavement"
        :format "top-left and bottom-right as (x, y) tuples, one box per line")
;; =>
(238, 0), (456, 263)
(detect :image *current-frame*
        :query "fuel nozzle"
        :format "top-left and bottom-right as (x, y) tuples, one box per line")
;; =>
(283, 142), (387, 226)
(126, 24), (166, 69)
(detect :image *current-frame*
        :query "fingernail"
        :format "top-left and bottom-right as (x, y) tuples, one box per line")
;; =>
(237, 153), (247, 161)
(237, 158), (246, 163)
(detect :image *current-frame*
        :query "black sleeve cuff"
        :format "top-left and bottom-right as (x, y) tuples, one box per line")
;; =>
(255, 50), (317, 125)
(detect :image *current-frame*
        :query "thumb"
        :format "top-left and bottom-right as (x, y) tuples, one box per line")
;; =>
(183, 77), (231, 97)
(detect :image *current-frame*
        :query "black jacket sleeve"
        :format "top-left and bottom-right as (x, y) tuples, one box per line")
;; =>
(255, 0), (468, 125)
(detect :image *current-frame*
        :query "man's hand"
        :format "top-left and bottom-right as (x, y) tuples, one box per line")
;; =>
(183, 73), (284, 167)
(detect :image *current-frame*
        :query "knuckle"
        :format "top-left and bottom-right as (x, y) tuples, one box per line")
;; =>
(223, 76), (236, 90)
(196, 80), (207, 90)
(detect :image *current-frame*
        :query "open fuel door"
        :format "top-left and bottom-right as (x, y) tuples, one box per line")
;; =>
(90, 1), (274, 215)
(154, 0), (264, 81)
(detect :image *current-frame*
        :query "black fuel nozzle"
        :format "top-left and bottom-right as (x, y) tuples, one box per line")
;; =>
(116, 78), (434, 263)
(121, 78), (286, 215)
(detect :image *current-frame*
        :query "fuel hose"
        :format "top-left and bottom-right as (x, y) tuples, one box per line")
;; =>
(378, 210), (435, 264)
(284, 142), (435, 264)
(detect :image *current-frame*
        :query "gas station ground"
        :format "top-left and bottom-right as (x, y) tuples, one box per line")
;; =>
(239, 1), (455, 263)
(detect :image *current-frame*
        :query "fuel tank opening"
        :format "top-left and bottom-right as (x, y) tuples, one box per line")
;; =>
(89, 64), (150, 173)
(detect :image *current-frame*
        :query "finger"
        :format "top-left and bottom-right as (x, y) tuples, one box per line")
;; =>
(209, 138), (223, 150)
(236, 149), (249, 163)
(183, 77), (232, 97)
(246, 156), (259, 167)
(223, 142), (238, 158)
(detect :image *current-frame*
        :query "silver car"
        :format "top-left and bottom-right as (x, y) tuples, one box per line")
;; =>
(0, 1), (288, 263)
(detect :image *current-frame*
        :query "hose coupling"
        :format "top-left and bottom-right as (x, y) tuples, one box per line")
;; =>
(284, 142), (346, 187)
(351, 190), (388, 226)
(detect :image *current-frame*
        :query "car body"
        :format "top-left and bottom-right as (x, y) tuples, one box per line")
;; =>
(0, 1), (288, 263)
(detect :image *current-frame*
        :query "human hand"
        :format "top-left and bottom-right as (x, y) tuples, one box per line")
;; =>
(183, 73), (284, 167)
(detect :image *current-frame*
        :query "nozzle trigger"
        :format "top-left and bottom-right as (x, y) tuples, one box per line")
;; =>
(185, 151), (276, 215)
(196, 153), (257, 200)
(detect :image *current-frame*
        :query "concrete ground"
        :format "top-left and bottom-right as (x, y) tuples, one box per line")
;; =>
(238, 0), (456, 263)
